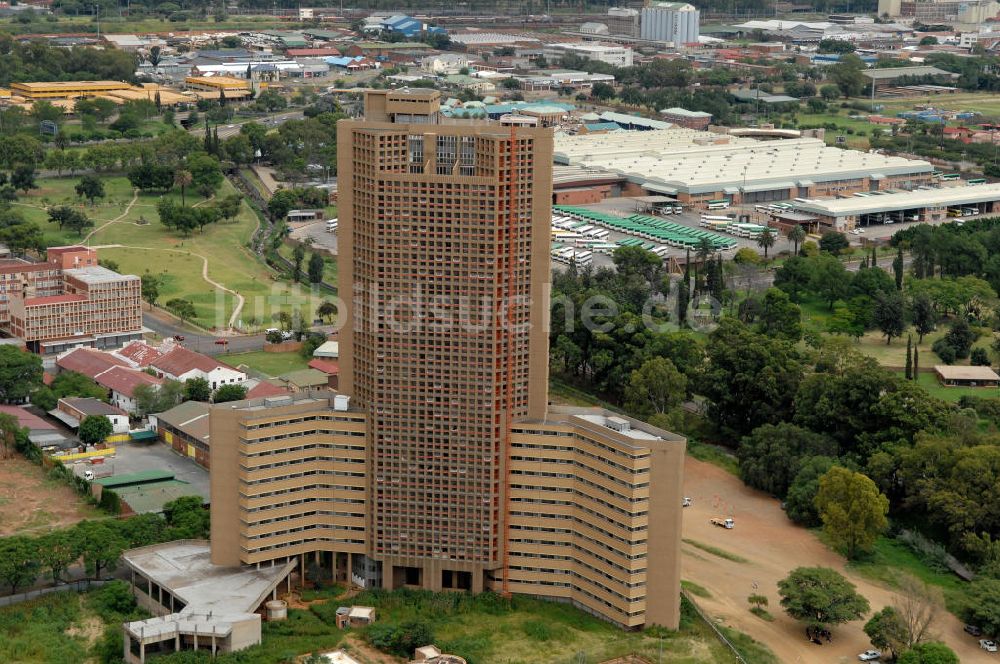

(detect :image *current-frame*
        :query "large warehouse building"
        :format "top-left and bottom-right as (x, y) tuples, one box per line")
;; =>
(787, 183), (1000, 230)
(553, 128), (935, 206)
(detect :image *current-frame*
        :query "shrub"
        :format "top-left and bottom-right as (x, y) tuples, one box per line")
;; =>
(971, 347), (991, 366)
(931, 339), (957, 364)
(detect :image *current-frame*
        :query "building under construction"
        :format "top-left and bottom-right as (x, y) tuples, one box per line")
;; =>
(208, 89), (685, 631)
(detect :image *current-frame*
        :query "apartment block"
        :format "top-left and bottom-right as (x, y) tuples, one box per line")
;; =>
(205, 89), (685, 631)
(6, 265), (143, 354)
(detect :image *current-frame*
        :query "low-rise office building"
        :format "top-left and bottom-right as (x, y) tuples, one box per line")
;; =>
(9, 80), (133, 99)
(5, 265), (143, 354)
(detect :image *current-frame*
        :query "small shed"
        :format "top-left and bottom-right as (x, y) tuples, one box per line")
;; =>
(934, 364), (1000, 388)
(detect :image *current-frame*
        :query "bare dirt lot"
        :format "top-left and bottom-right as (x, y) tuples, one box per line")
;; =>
(0, 457), (99, 536)
(680, 457), (984, 664)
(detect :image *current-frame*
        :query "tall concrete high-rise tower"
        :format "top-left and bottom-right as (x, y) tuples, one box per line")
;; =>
(336, 89), (552, 591)
(208, 89), (685, 631)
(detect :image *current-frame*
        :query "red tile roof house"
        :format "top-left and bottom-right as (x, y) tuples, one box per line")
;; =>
(114, 340), (164, 368)
(149, 346), (247, 391)
(307, 358), (340, 389)
(95, 366), (164, 415)
(56, 347), (130, 378)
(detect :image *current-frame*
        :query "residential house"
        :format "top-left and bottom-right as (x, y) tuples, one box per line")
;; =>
(54, 397), (130, 435)
(150, 346), (247, 391)
(96, 366), (164, 414)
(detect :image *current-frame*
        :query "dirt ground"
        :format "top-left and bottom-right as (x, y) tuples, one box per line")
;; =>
(680, 457), (984, 664)
(0, 456), (98, 536)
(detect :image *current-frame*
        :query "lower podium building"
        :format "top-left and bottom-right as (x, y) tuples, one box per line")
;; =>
(207, 391), (685, 630)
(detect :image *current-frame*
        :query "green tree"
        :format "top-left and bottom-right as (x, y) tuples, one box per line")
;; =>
(814, 467), (889, 559)
(819, 230), (850, 254)
(786, 456), (837, 526)
(873, 290), (906, 345)
(166, 298), (196, 324)
(74, 174), (105, 205)
(778, 566), (870, 630)
(187, 153), (223, 197)
(317, 300), (337, 323)
(960, 576), (1000, 637)
(222, 134), (253, 166)
(184, 377), (211, 402)
(78, 415), (113, 446)
(307, 251), (325, 284)
(76, 520), (127, 579)
(292, 243), (306, 282)
(213, 384), (247, 403)
(141, 272), (160, 307)
(865, 606), (908, 660)
(905, 335), (913, 380)
(897, 642), (958, 664)
(756, 226), (776, 259)
(47, 205), (93, 237)
(173, 168), (192, 206)
(624, 357), (686, 418)
(756, 288), (802, 342)
(810, 254), (852, 310)
(829, 53), (867, 97)
(788, 224), (807, 255)
(0, 346), (43, 403)
(0, 536), (39, 593)
(38, 529), (80, 585)
(893, 246), (905, 290)
(163, 496), (209, 539)
(738, 424), (836, 497)
(910, 292), (937, 343)
(700, 319), (803, 437)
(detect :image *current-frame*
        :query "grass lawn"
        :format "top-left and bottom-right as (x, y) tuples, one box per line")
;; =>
(20, 175), (320, 330)
(906, 370), (1000, 402)
(347, 589), (767, 664)
(875, 92), (1000, 120)
(848, 537), (972, 615)
(796, 110), (874, 148)
(226, 350), (310, 377)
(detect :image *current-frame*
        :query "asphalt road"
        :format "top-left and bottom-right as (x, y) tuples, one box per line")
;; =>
(190, 111), (305, 140)
(142, 311), (266, 356)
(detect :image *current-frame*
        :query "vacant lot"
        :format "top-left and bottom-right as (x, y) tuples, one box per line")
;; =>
(0, 456), (99, 536)
(19, 176), (317, 330)
(680, 456), (984, 663)
(227, 350), (311, 377)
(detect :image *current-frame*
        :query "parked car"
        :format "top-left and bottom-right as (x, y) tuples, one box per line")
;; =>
(682, 497), (692, 507)
(982, 640), (998, 653)
(966, 625), (983, 637)
(858, 651), (881, 661)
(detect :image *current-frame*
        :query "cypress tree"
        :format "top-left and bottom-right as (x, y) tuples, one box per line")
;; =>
(893, 245), (904, 290)
(678, 249), (691, 326)
(913, 346), (919, 380)
(905, 334), (913, 380)
(213, 127), (221, 155)
(871, 246), (877, 267)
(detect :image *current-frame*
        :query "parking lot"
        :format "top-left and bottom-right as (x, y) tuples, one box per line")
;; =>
(559, 198), (794, 270)
(70, 440), (210, 503)
(290, 219), (338, 254)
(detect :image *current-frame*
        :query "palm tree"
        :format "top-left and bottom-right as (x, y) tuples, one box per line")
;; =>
(788, 225), (806, 255)
(757, 227), (776, 259)
(174, 169), (192, 206)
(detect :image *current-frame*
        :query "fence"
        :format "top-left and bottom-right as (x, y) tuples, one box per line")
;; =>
(0, 579), (109, 609)
(681, 589), (748, 664)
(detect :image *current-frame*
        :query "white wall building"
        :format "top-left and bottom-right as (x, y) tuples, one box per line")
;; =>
(420, 53), (470, 75)
(150, 346), (247, 391)
(546, 42), (634, 67)
(640, 2), (700, 46)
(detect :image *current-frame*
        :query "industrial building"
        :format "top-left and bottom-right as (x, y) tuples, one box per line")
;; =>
(640, 2), (700, 45)
(545, 42), (635, 67)
(8, 80), (133, 100)
(205, 89), (685, 633)
(553, 128), (935, 206)
(877, 0), (999, 22)
(786, 183), (1000, 231)
(183, 76), (251, 99)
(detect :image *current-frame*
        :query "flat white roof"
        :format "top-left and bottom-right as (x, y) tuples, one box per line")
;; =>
(790, 183), (1000, 218)
(64, 265), (138, 284)
(554, 129), (932, 195)
(578, 413), (661, 440)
